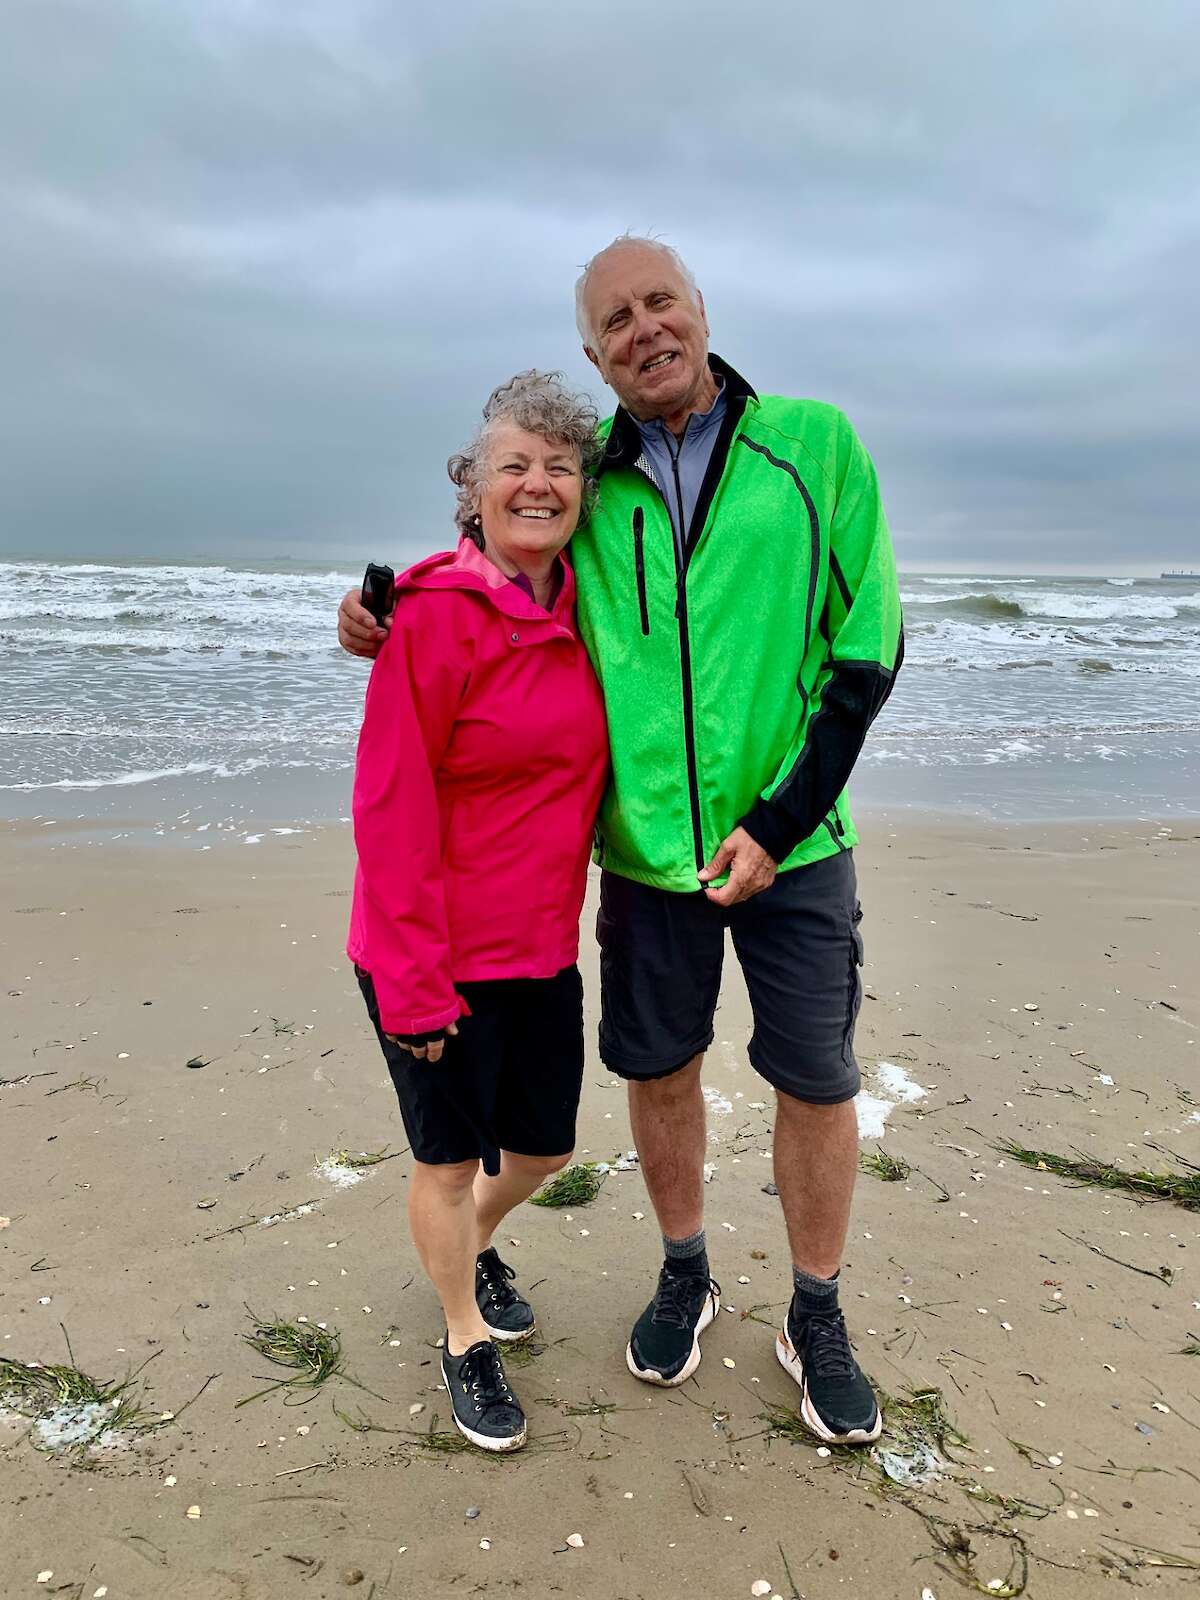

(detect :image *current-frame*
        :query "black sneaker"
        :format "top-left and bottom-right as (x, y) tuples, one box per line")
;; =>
(625, 1266), (721, 1386)
(475, 1247), (536, 1341)
(776, 1304), (882, 1444)
(441, 1338), (527, 1452)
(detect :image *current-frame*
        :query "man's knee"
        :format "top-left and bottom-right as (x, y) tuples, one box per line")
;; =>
(775, 1089), (858, 1126)
(627, 1051), (705, 1106)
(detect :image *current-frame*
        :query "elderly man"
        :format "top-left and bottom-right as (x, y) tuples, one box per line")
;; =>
(338, 237), (903, 1445)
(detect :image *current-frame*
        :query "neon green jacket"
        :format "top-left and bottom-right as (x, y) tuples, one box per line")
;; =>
(570, 357), (903, 892)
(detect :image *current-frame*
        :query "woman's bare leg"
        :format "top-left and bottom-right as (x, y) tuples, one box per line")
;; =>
(408, 1157), (491, 1355)
(473, 1150), (573, 1251)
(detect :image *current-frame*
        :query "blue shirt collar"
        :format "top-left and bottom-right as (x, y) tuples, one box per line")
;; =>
(633, 374), (726, 449)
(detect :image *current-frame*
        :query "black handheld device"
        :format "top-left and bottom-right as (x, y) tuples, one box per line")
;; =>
(361, 562), (394, 625)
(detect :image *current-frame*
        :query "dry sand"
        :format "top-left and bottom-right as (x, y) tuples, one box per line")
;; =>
(2, 813), (1198, 1599)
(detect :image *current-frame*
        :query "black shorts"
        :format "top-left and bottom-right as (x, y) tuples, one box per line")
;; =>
(597, 852), (863, 1104)
(356, 964), (584, 1176)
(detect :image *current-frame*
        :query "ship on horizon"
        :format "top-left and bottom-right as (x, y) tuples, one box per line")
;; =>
(1160, 570), (1199, 580)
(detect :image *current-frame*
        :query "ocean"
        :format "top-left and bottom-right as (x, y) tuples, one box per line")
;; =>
(2, 557), (1198, 844)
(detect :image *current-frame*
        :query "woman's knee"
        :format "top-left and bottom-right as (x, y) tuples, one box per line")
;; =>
(505, 1149), (573, 1179)
(413, 1157), (478, 1195)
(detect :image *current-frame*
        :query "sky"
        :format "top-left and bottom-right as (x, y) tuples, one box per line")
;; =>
(2, 0), (1198, 573)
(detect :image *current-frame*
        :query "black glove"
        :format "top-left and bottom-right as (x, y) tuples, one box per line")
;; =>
(390, 1027), (446, 1049)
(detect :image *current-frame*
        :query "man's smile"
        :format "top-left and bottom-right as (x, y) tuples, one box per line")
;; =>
(640, 351), (677, 374)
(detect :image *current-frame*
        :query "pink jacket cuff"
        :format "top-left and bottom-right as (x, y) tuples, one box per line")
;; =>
(376, 992), (469, 1038)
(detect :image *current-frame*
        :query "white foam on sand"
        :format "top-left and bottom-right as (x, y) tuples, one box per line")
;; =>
(33, 1401), (126, 1451)
(314, 1158), (366, 1190)
(258, 1201), (319, 1227)
(872, 1440), (943, 1487)
(594, 1151), (639, 1174)
(875, 1061), (928, 1103)
(0, 1394), (129, 1453)
(703, 1087), (733, 1115)
(855, 1061), (927, 1140)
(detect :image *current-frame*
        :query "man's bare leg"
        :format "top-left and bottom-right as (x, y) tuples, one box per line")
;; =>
(626, 1052), (706, 1239)
(771, 1091), (880, 1444)
(772, 1093), (859, 1277)
(624, 1053), (719, 1385)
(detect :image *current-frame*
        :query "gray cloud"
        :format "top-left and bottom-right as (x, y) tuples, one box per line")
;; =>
(1, 0), (1197, 569)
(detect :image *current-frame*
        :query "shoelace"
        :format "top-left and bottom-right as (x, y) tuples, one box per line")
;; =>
(651, 1271), (716, 1329)
(477, 1251), (520, 1309)
(799, 1312), (857, 1380)
(458, 1343), (516, 1416)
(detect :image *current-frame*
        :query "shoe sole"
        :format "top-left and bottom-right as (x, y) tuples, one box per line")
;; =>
(483, 1316), (537, 1344)
(448, 1409), (528, 1452)
(625, 1287), (720, 1387)
(775, 1326), (882, 1445)
(441, 1359), (528, 1452)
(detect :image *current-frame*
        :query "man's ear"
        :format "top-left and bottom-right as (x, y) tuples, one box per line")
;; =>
(583, 343), (601, 374)
(697, 289), (709, 335)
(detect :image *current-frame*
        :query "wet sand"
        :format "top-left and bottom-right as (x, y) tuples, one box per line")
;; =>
(2, 813), (1198, 1599)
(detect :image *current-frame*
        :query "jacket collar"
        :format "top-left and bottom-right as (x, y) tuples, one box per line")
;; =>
(598, 354), (758, 474)
(402, 535), (577, 625)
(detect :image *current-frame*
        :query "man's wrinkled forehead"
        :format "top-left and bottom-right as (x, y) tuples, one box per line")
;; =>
(586, 248), (689, 328)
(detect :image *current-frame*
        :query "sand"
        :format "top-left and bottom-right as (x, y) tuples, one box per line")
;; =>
(2, 813), (1198, 1599)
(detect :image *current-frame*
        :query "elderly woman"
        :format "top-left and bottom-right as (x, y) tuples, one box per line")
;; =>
(349, 372), (608, 1452)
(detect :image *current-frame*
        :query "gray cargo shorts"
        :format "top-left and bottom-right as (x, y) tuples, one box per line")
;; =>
(596, 850), (863, 1103)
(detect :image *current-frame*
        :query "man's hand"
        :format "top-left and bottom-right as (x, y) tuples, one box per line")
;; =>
(384, 1021), (459, 1063)
(338, 587), (391, 658)
(698, 827), (777, 907)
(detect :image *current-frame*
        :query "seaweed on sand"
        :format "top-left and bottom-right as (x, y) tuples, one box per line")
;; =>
(997, 1141), (1200, 1211)
(529, 1162), (605, 1208)
(319, 1146), (398, 1171)
(859, 1147), (911, 1182)
(237, 1312), (383, 1408)
(0, 1326), (211, 1459)
(763, 1379), (968, 1465)
(0, 1355), (153, 1443)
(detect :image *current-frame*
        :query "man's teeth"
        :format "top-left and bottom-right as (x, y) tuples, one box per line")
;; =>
(643, 352), (675, 372)
(515, 508), (555, 518)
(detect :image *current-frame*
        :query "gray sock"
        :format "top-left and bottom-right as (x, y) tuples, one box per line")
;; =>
(663, 1229), (708, 1278)
(791, 1266), (839, 1316)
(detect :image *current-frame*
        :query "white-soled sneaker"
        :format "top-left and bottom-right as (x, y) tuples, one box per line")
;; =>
(626, 1266), (721, 1386)
(775, 1305), (882, 1445)
(441, 1337), (527, 1452)
(475, 1247), (536, 1341)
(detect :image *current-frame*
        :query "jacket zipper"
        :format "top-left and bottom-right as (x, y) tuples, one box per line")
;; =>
(632, 507), (650, 636)
(822, 817), (848, 853)
(664, 432), (706, 873)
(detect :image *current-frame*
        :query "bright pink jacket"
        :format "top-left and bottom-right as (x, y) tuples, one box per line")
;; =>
(347, 538), (609, 1036)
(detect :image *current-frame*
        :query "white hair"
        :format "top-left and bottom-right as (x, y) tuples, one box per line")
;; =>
(574, 234), (701, 347)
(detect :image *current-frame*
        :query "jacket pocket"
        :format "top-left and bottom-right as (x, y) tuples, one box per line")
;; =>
(632, 506), (650, 636)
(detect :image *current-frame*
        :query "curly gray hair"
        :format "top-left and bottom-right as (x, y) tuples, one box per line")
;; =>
(574, 234), (701, 347)
(447, 371), (602, 546)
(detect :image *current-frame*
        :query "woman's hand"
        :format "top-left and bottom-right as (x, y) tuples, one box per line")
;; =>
(384, 1021), (459, 1063)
